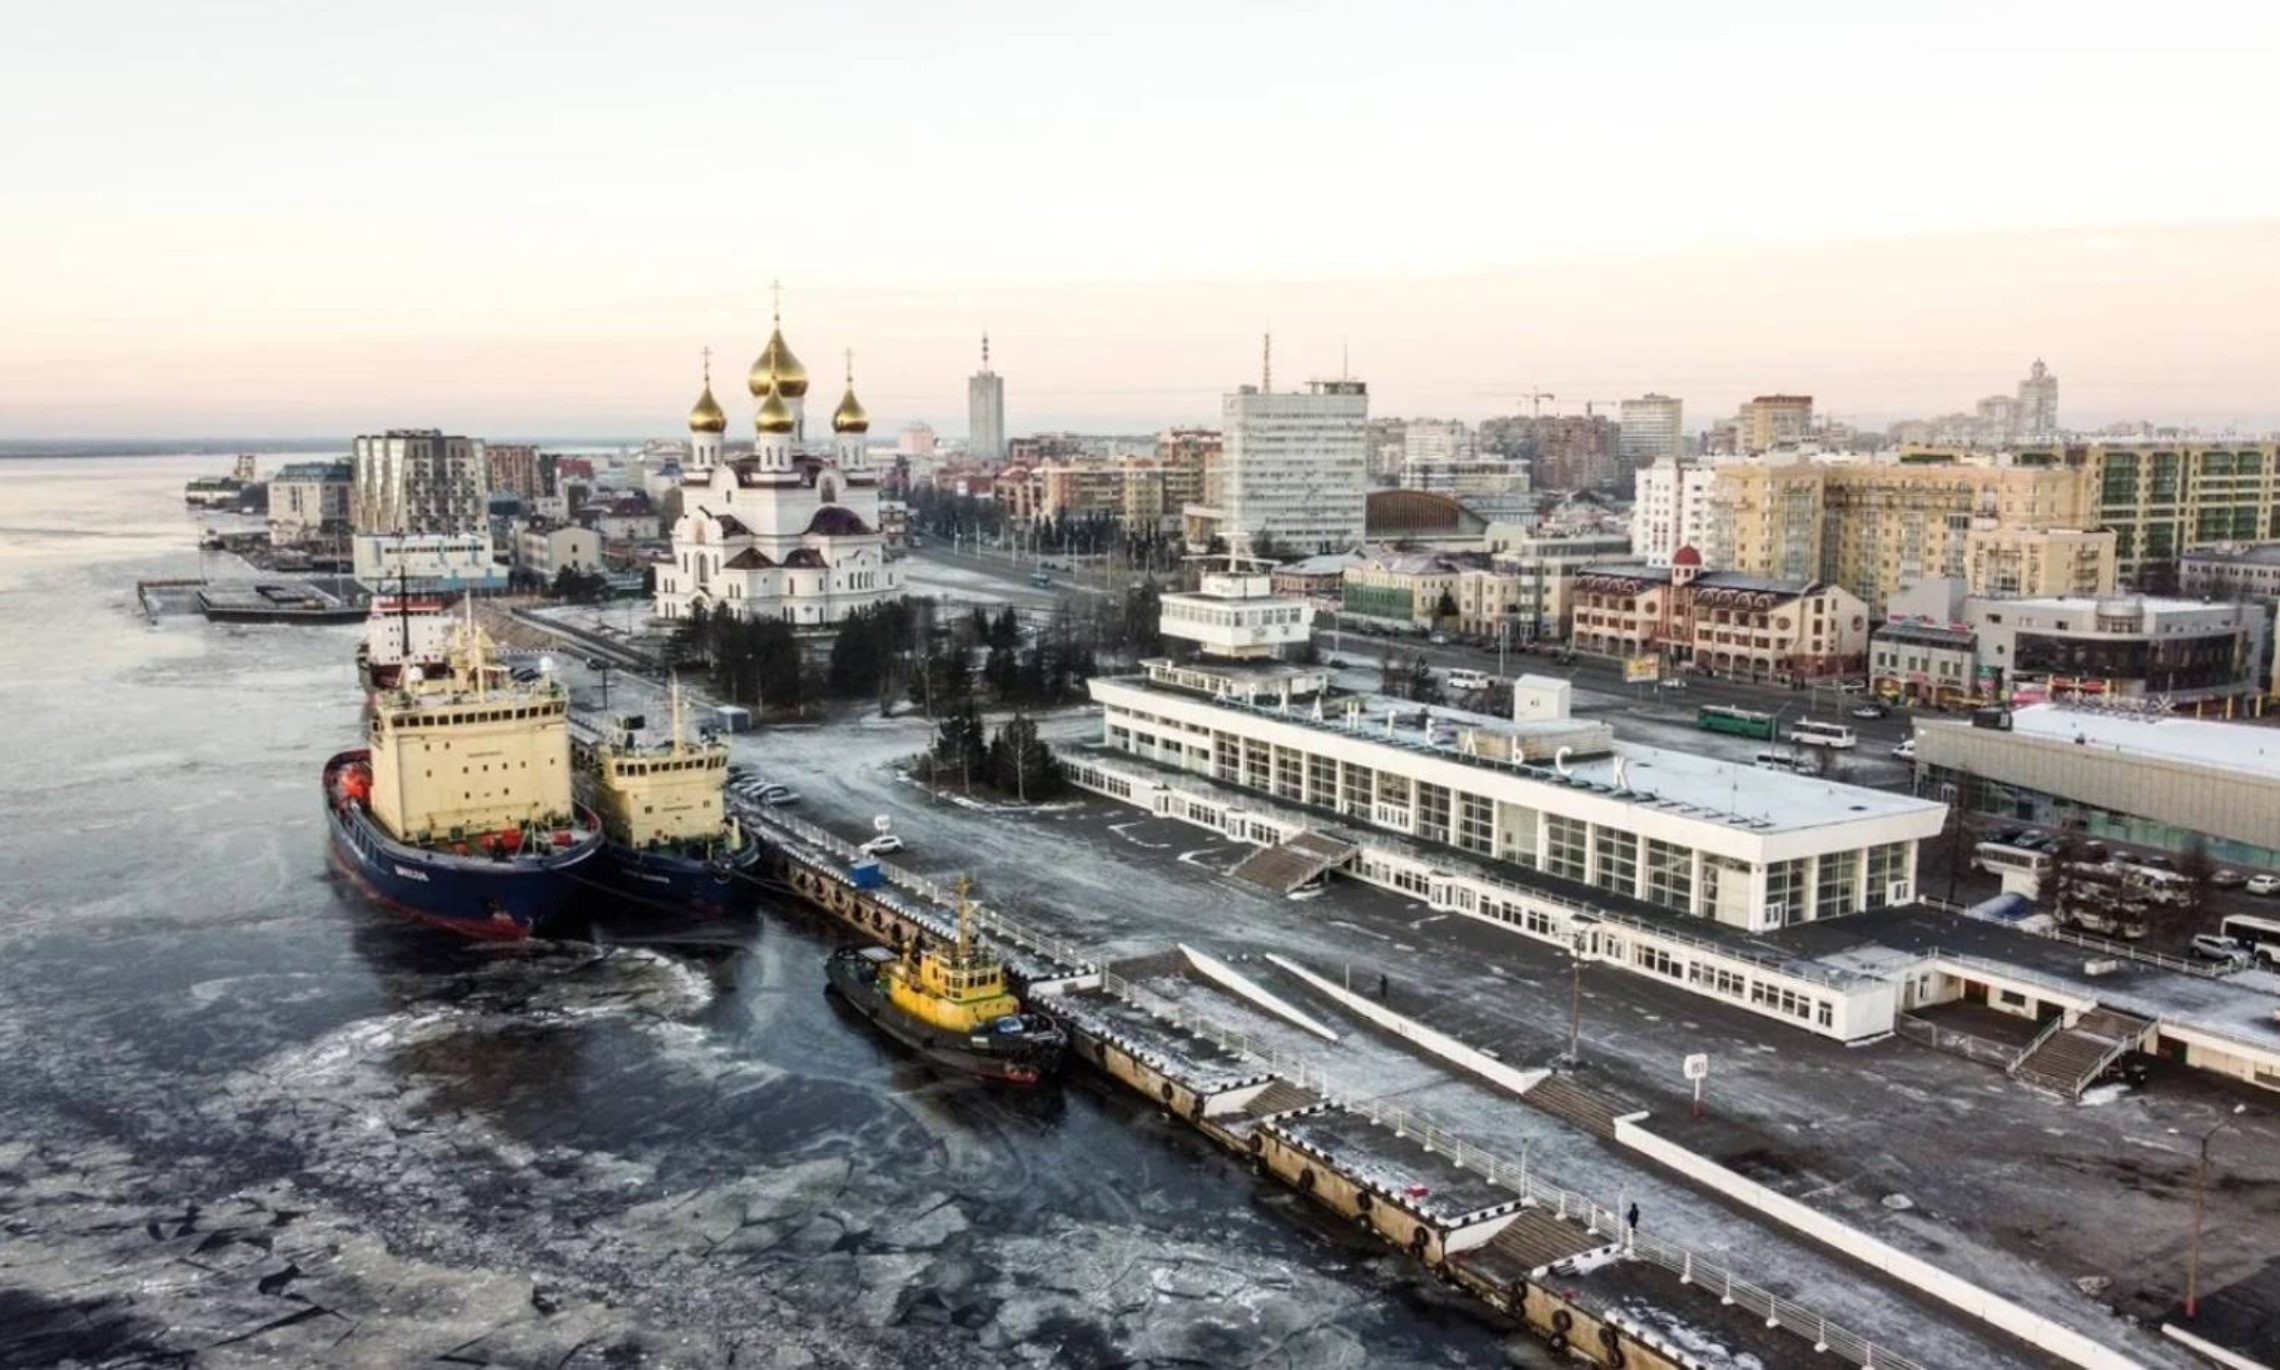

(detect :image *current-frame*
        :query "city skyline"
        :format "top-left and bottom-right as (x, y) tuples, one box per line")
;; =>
(5, 3), (2279, 438)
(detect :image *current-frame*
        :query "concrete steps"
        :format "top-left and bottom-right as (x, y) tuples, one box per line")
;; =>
(1231, 831), (1357, 894)
(1474, 1205), (1608, 1273)
(2012, 1008), (2151, 1098)
(1521, 1073), (1634, 1139)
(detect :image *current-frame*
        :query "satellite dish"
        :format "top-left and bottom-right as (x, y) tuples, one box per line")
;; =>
(538, 655), (557, 675)
(404, 665), (425, 685)
(873, 815), (893, 834)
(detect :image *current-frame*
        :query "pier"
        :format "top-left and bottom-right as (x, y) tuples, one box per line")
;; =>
(736, 797), (1935, 1370)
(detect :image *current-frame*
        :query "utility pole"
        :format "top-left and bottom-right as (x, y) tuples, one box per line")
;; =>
(1566, 930), (1589, 1066)
(2186, 1118), (2241, 1318)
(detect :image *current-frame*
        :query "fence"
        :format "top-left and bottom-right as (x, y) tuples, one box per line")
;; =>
(755, 807), (1098, 973)
(1894, 1013), (2030, 1071)
(1091, 969), (1931, 1370)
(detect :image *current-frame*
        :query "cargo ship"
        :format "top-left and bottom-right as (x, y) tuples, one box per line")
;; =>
(572, 680), (761, 915)
(825, 880), (1067, 1085)
(355, 584), (454, 695)
(324, 605), (603, 939)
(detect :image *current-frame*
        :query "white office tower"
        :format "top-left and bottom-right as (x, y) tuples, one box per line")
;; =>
(967, 333), (1006, 463)
(2017, 359), (2059, 438)
(1630, 456), (1717, 567)
(1221, 378), (1369, 554)
(1617, 394), (1684, 477)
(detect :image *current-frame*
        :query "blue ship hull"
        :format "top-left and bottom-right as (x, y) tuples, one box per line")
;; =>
(324, 750), (603, 940)
(590, 834), (765, 916)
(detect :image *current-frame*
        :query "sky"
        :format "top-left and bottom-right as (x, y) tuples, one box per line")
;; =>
(3, 0), (2278, 440)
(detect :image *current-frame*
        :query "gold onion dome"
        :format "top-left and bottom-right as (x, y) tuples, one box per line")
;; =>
(833, 355), (869, 434)
(748, 327), (809, 399)
(688, 378), (727, 434)
(756, 380), (796, 434)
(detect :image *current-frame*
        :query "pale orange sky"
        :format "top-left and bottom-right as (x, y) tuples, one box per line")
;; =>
(3, 3), (2277, 438)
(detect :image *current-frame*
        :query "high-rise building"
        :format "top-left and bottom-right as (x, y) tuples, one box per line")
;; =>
(1480, 413), (1620, 490)
(2017, 359), (2059, 437)
(1629, 456), (1718, 567)
(481, 443), (556, 503)
(352, 430), (486, 535)
(1617, 394), (1684, 479)
(967, 333), (1006, 464)
(1709, 456), (2110, 613)
(268, 458), (354, 548)
(1218, 379), (1370, 553)
(1737, 395), (1813, 454)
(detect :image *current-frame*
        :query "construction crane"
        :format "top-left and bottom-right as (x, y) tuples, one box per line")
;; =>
(1470, 386), (1557, 417)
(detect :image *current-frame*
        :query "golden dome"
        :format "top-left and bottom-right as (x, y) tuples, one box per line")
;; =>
(748, 326), (809, 399)
(832, 350), (869, 433)
(688, 378), (727, 434)
(755, 380), (796, 434)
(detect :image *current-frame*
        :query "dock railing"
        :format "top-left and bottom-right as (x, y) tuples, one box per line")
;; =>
(1092, 972), (1930, 1370)
(756, 807), (1098, 975)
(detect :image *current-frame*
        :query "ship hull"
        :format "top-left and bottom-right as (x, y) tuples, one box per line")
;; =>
(590, 835), (764, 916)
(824, 950), (1066, 1086)
(323, 750), (601, 940)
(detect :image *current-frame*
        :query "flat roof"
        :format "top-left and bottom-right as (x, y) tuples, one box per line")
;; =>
(1109, 676), (1945, 837)
(1966, 704), (2280, 785)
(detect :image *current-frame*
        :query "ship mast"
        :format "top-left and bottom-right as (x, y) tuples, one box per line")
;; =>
(954, 875), (974, 962)
(670, 673), (685, 755)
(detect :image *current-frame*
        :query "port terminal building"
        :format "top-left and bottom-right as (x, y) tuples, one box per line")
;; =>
(1914, 702), (2280, 869)
(1074, 562), (2280, 1091)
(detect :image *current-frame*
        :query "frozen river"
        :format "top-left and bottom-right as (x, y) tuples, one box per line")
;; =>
(0, 456), (1539, 1368)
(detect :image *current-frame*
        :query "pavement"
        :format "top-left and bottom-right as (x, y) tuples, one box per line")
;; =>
(607, 677), (2252, 1370)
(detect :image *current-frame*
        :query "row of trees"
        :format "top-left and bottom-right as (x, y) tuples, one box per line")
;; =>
(926, 705), (1065, 800)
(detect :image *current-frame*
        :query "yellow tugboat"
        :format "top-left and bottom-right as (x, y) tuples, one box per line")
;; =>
(825, 879), (1067, 1085)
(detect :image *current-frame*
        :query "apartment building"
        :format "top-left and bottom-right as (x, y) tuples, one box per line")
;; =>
(1209, 380), (1370, 553)
(1630, 456), (1718, 567)
(352, 430), (486, 535)
(1711, 455), (2107, 615)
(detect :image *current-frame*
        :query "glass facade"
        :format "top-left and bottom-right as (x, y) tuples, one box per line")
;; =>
(1593, 826), (1638, 895)
(1926, 764), (2280, 871)
(1644, 839), (1693, 911)
(1414, 781), (1451, 845)
(1816, 850), (1859, 918)
(1864, 842), (1909, 908)
(1544, 815), (1589, 883)
(1766, 858), (1808, 924)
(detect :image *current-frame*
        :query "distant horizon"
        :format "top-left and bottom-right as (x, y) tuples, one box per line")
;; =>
(7, 6), (2280, 438)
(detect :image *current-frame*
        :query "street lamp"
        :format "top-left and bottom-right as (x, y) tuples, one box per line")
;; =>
(2186, 1115), (2244, 1319)
(1564, 928), (1591, 1067)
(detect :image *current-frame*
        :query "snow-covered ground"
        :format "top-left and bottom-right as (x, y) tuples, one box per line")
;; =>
(729, 702), (2215, 1370)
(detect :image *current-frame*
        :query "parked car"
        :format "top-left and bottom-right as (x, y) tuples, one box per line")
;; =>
(2138, 853), (2177, 871)
(757, 785), (801, 806)
(1890, 738), (1917, 760)
(859, 834), (905, 856)
(585, 656), (610, 670)
(2189, 934), (2252, 967)
(2211, 868), (2248, 889)
(1849, 702), (1887, 719)
(2247, 874), (2280, 897)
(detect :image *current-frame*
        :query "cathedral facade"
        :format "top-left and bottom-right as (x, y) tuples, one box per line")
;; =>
(652, 307), (903, 628)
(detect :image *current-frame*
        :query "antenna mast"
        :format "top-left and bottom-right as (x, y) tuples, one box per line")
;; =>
(1262, 333), (1273, 393)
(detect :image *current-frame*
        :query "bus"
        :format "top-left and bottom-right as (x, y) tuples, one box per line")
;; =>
(1697, 705), (1778, 740)
(1972, 841), (2053, 885)
(2218, 913), (2280, 965)
(1786, 719), (1858, 750)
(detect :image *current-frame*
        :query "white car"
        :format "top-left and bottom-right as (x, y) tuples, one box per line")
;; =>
(2189, 934), (2251, 967)
(859, 834), (905, 855)
(1890, 738), (1917, 761)
(2247, 874), (2280, 897)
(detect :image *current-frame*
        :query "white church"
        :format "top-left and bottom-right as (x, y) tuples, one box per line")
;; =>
(652, 305), (903, 628)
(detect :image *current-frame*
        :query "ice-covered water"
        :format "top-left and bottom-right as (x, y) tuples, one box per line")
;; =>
(0, 456), (1538, 1367)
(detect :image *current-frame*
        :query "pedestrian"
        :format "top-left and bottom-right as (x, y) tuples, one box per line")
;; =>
(1626, 1202), (1640, 1239)
(1377, 972), (1388, 999)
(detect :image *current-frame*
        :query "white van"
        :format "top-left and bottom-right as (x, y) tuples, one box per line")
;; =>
(1444, 668), (1491, 693)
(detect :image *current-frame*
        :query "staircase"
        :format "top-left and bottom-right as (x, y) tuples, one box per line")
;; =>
(1474, 1206), (1609, 1274)
(1230, 831), (1357, 894)
(2011, 1008), (2153, 1099)
(1520, 1072), (1635, 1139)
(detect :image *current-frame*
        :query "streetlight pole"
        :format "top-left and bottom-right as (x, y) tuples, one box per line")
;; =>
(1565, 930), (1589, 1067)
(2186, 1117), (2241, 1319)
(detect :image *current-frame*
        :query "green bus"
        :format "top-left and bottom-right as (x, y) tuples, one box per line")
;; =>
(1696, 704), (1778, 740)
